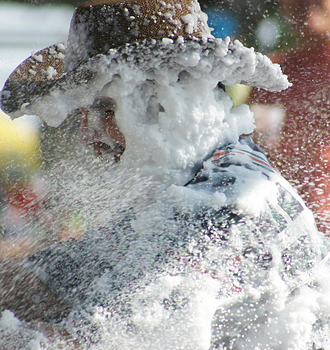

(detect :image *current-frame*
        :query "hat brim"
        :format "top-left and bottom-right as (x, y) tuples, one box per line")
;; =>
(1, 37), (290, 127)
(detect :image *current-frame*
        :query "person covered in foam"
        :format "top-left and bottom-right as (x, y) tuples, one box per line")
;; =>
(1, 0), (329, 348)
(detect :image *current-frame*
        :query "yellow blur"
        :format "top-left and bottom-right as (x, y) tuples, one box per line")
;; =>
(0, 109), (40, 171)
(226, 84), (253, 107)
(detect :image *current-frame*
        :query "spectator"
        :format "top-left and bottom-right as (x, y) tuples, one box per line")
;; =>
(249, 0), (330, 234)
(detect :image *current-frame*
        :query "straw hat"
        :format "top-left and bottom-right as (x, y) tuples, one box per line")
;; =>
(0, 0), (290, 126)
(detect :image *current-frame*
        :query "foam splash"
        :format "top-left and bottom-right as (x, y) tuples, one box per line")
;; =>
(2, 28), (330, 350)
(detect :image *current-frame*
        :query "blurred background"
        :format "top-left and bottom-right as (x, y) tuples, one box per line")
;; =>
(0, 1), (74, 260)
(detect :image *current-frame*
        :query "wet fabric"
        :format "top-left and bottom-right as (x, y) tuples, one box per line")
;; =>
(22, 137), (322, 315)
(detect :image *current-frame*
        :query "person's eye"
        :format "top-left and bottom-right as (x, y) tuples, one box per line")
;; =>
(104, 109), (115, 115)
(90, 141), (112, 156)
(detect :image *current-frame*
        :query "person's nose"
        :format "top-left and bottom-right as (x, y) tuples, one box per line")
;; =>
(101, 112), (126, 149)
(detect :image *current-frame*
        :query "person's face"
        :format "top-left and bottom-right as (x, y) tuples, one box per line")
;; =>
(78, 97), (125, 161)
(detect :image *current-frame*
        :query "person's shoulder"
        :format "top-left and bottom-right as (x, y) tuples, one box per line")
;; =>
(185, 137), (316, 232)
(185, 136), (275, 193)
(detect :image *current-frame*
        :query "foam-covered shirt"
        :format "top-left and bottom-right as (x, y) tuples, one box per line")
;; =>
(23, 137), (328, 313)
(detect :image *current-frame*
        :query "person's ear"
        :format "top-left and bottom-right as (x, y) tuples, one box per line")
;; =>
(309, 5), (330, 34)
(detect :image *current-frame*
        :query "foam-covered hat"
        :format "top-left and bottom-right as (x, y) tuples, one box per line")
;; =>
(0, 0), (290, 127)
